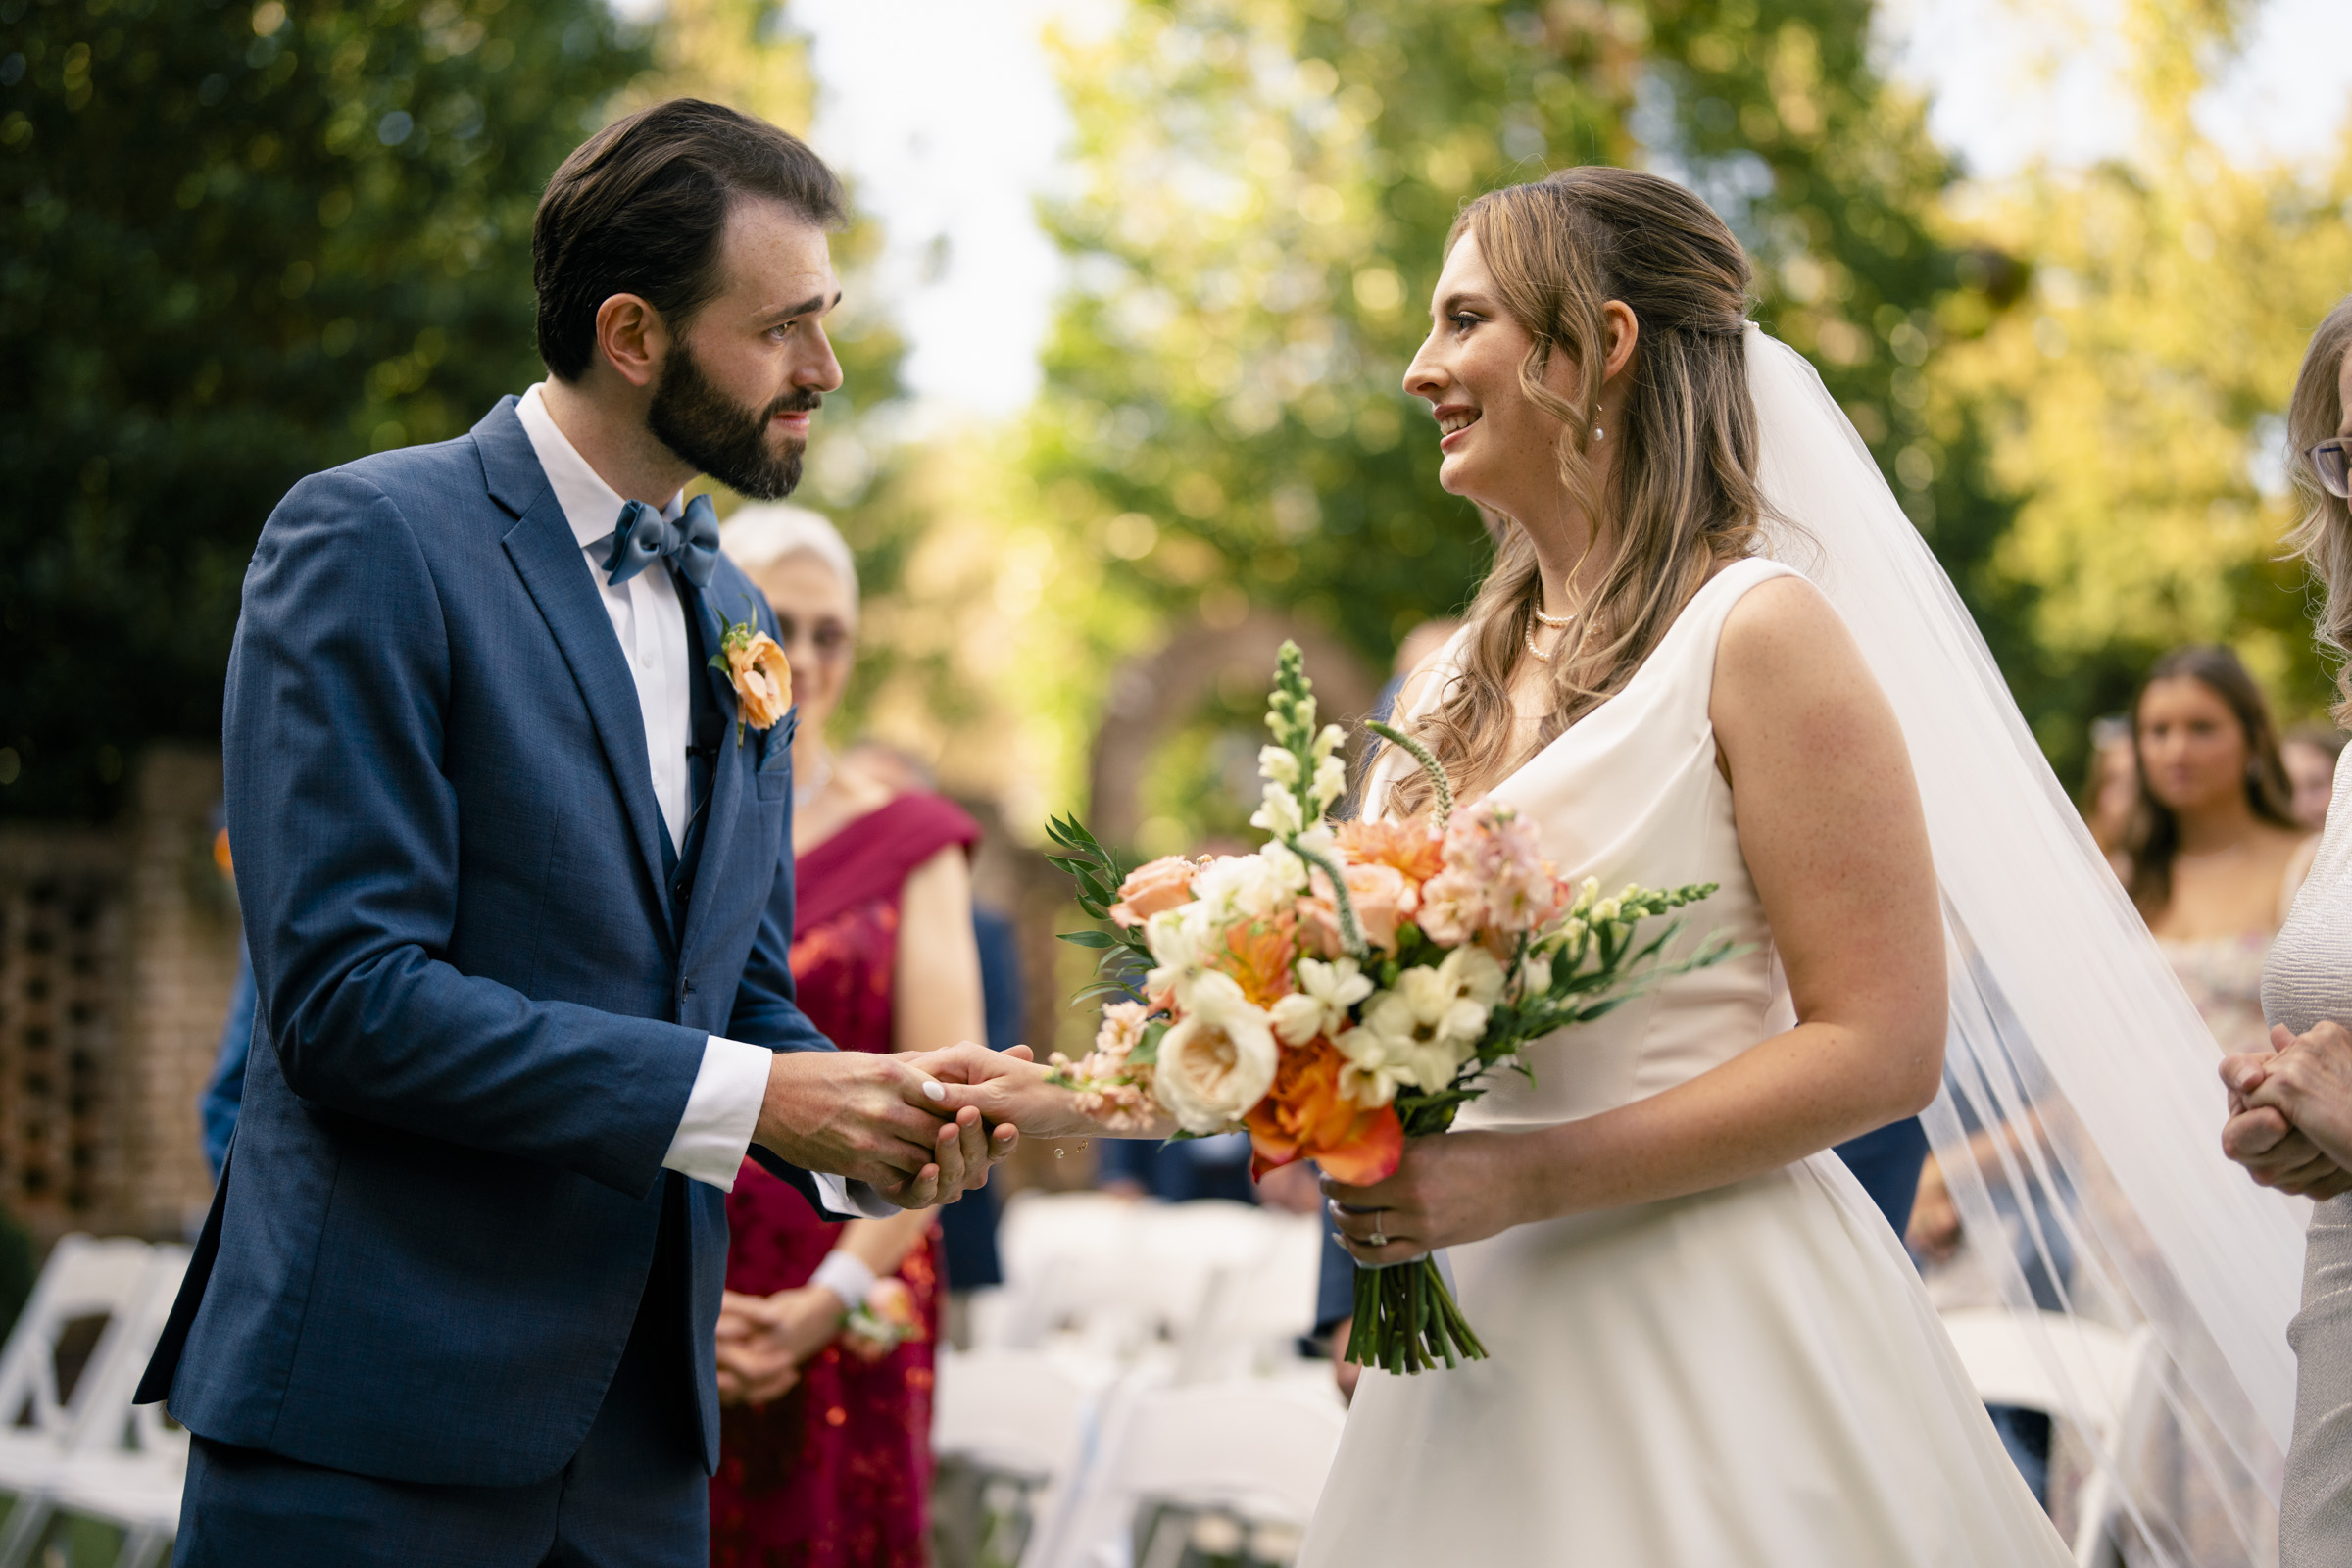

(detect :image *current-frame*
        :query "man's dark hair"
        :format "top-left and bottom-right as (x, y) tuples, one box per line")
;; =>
(532, 98), (845, 381)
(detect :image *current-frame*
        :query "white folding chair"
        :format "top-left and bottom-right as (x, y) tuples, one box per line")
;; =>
(1937, 1307), (2158, 1567)
(1032, 1378), (1345, 1568)
(1172, 1211), (1320, 1384)
(0, 1243), (188, 1568)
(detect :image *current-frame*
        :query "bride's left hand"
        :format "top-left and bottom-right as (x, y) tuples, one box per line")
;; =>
(1322, 1130), (1534, 1264)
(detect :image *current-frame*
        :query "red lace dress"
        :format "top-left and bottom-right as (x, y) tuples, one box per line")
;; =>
(709, 792), (980, 1568)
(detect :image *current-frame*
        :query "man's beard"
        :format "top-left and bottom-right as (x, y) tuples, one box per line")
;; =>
(646, 342), (816, 501)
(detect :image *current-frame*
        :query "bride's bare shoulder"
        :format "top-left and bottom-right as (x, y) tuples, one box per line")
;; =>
(1711, 570), (1886, 724)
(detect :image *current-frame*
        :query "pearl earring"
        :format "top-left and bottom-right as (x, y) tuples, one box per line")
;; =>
(1592, 424), (1605, 441)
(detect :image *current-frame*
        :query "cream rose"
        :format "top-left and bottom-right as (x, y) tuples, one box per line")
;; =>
(1152, 971), (1279, 1134)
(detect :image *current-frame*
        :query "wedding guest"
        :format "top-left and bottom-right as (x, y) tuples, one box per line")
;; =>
(2081, 713), (2139, 857)
(2285, 725), (2346, 832)
(2223, 293), (2352, 1565)
(707, 504), (985, 1568)
(2121, 645), (2315, 1053)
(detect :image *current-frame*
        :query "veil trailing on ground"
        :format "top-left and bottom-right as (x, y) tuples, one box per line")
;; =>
(1745, 324), (2307, 1563)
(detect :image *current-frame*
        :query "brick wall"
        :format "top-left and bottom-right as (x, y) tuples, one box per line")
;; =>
(0, 747), (235, 1247)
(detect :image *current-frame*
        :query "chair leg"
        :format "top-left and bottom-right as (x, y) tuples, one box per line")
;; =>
(0, 1494), (53, 1568)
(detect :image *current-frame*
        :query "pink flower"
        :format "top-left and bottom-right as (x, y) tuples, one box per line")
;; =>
(1109, 856), (1200, 928)
(1414, 866), (1487, 948)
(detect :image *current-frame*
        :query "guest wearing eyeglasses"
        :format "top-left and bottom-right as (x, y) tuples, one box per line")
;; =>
(2221, 294), (2352, 1567)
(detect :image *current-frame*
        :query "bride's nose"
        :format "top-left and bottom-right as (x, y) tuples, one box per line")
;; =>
(1403, 339), (1448, 401)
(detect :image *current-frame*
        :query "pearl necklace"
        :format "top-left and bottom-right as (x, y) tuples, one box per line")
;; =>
(1524, 603), (1578, 662)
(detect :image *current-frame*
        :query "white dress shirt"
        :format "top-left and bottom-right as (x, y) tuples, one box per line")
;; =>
(514, 385), (873, 1211)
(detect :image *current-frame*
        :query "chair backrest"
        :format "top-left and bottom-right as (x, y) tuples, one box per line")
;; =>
(1937, 1308), (2141, 1447)
(1034, 1379), (1346, 1568)
(0, 1236), (159, 1450)
(1173, 1212), (1321, 1383)
(995, 1195), (1269, 1360)
(933, 1347), (1101, 1482)
(66, 1243), (191, 1461)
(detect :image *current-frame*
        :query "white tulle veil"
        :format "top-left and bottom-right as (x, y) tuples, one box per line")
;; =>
(1745, 323), (2307, 1561)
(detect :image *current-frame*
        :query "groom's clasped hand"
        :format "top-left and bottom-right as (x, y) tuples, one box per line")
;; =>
(755, 1047), (1020, 1208)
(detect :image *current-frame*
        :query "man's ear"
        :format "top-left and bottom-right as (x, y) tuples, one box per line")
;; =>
(594, 293), (668, 390)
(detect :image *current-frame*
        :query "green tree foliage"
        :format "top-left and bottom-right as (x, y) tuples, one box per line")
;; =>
(0, 0), (646, 818)
(1022, 0), (2014, 843)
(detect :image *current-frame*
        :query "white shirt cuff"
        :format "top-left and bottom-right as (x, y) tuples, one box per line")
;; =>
(661, 1034), (772, 1192)
(820, 1176), (902, 1220)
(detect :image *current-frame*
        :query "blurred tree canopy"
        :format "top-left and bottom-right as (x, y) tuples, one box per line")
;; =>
(1015, 0), (2032, 847)
(0, 0), (906, 822)
(1931, 1), (2352, 753)
(0, 0), (646, 818)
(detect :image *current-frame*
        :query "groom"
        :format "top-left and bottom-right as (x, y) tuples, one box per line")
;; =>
(136, 99), (1010, 1565)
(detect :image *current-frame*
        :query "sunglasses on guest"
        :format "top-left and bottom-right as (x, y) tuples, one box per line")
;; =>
(2311, 436), (2352, 500)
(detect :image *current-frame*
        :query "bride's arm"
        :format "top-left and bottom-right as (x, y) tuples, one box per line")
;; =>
(1328, 575), (1946, 1258)
(912, 1043), (1176, 1141)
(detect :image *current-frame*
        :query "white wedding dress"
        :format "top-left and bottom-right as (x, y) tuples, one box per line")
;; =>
(1299, 557), (2073, 1566)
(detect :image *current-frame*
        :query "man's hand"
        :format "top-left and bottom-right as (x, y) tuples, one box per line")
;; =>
(2238, 1022), (2352, 1197)
(755, 1051), (961, 1201)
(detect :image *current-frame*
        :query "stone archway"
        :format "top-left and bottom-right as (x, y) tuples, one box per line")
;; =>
(1087, 611), (1381, 848)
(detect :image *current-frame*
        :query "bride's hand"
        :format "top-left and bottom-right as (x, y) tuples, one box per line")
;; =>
(1322, 1130), (1532, 1264)
(909, 1042), (1166, 1141)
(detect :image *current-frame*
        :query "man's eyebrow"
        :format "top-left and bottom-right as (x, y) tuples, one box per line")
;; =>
(761, 290), (839, 324)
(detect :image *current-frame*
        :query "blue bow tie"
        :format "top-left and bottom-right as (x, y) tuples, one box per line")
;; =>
(603, 493), (719, 589)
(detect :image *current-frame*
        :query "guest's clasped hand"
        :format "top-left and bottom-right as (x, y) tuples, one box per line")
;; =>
(2220, 1021), (2352, 1200)
(753, 1049), (1019, 1209)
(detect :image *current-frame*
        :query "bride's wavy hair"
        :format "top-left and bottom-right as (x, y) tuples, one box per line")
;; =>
(1390, 168), (1766, 815)
(2284, 294), (2352, 723)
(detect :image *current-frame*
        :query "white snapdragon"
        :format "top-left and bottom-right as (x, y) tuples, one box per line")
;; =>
(1268, 956), (1374, 1046)
(1256, 839), (1311, 896)
(1312, 722), (1346, 760)
(1258, 745), (1300, 787)
(1143, 904), (1217, 1003)
(1152, 971), (1280, 1134)
(1311, 754), (1347, 814)
(1250, 781), (1306, 838)
(1517, 950), (1554, 1000)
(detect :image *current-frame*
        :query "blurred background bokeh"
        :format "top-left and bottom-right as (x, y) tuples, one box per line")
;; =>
(3, 0), (2351, 1235)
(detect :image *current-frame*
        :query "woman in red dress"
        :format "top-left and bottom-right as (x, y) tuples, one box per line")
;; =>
(710, 506), (986, 1568)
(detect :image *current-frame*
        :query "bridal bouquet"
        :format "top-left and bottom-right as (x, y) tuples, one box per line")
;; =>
(1046, 643), (1727, 1373)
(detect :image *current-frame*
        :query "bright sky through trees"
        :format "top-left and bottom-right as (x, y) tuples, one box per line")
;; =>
(784, 0), (2352, 416)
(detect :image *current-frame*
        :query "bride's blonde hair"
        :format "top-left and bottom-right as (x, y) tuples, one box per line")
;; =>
(1391, 168), (1766, 814)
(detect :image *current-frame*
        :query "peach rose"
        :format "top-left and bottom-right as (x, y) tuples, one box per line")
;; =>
(1245, 1039), (1404, 1186)
(721, 630), (793, 730)
(1109, 855), (1200, 928)
(1299, 861), (1416, 956)
(1336, 815), (1446, 887)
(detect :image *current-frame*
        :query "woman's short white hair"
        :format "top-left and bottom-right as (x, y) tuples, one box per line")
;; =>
(719, 502), (859, 619)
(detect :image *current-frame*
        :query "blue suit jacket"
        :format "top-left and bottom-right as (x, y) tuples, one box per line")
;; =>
(136, 398), (837, 1488)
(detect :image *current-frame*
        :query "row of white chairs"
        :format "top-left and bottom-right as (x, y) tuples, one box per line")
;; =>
(0, 1236), (190, 1568)
(935, 1347), (1345, 1568)
(974, 1193), (1324, 1380)
(941, 1193), (1342, 1566)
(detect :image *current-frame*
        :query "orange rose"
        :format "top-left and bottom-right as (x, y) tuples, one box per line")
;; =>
(1336, 815), (1446, 886)
(1109, 855), (1200, 928)
(1212, 912), (1299, 1006)
(1246, 1039), (1403, 1186)
(722, 630), (793, 730)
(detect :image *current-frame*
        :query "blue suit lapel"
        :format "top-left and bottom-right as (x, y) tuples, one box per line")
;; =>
(679, 580), (745, 953)
(475, 400), (674, 930)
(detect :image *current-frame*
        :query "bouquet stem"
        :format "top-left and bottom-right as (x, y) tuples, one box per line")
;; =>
(1345, 1255), (1487, 1374)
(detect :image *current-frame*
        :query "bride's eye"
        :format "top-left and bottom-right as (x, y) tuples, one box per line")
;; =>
(1449, 313), (1480, 335)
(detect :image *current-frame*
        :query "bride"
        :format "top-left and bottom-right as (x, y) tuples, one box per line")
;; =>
(932, 168), (2305, 1562)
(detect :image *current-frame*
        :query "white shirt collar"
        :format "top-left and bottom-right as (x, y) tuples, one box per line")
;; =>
(514, 383), (683, 554)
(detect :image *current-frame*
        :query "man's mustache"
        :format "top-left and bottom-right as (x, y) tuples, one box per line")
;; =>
(766, 389), (823, 419)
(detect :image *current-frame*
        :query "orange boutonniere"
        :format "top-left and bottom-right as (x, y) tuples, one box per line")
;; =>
(710, 600), (792, 747)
